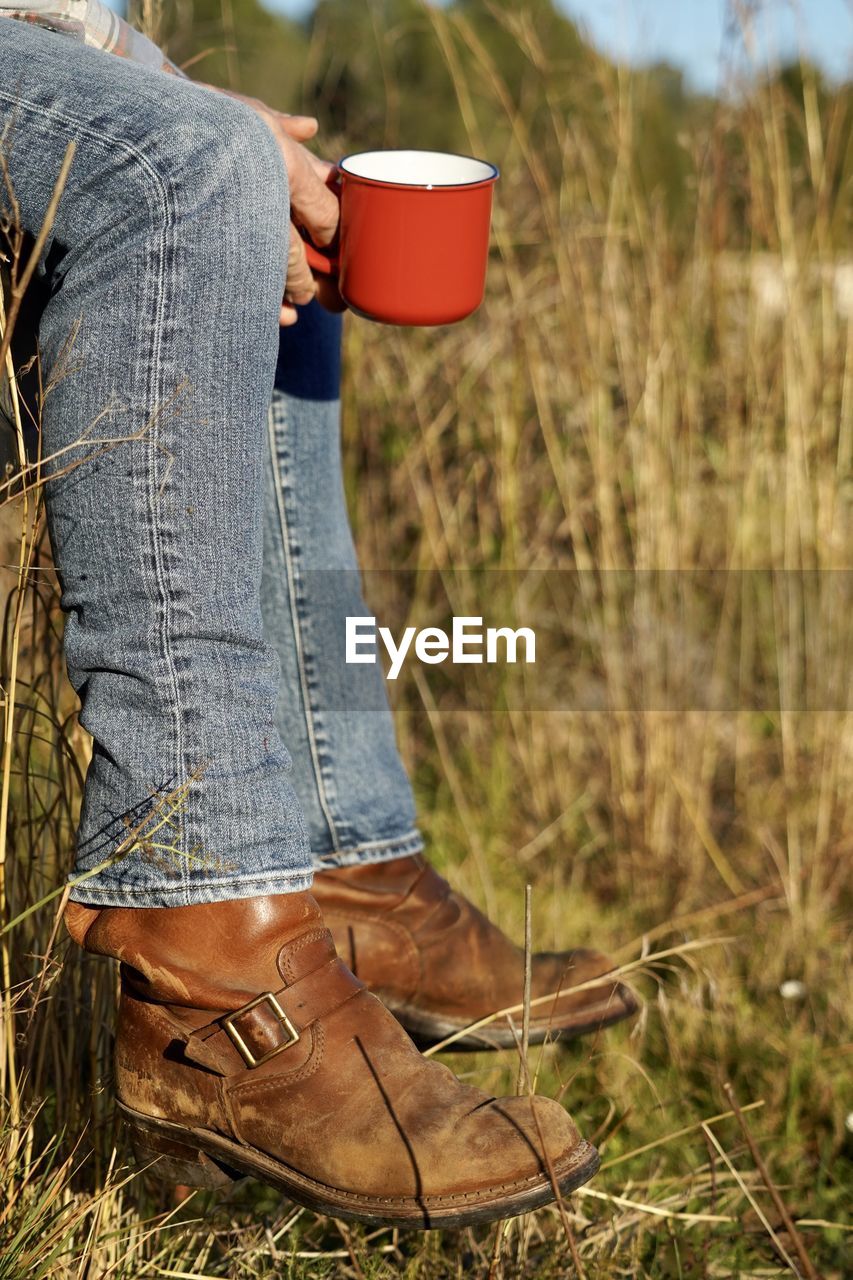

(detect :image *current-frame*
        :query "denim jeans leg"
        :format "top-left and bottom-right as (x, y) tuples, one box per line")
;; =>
(0, 23), (313, 905)
(261, 302), (423, 867)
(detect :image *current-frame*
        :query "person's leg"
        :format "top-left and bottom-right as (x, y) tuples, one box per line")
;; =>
(263, 296), (638, 1050)
(1, 22), (311, 905)
(4, 24), (603, 1225)
(262, 301), (422, 867)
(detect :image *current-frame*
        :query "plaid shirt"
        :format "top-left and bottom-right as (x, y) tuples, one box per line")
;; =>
(0, 1), (181, 72)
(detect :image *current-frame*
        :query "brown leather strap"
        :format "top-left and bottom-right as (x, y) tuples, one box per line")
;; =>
(182, 957), (362, 1074)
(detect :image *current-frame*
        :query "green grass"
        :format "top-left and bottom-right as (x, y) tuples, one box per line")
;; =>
(1, 4), (851, 1276)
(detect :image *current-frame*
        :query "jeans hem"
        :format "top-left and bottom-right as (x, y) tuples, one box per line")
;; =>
(66, 870), (315, 909)
(312, 828), (424, 870)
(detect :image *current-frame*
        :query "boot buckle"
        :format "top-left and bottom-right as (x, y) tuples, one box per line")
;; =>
(222, 992), (300, 1068)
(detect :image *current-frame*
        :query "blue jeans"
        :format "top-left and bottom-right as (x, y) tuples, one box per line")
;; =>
(0, 22), (421, 906)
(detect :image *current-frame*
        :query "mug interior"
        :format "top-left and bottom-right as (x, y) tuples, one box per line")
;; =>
(340, 150), (497, 188)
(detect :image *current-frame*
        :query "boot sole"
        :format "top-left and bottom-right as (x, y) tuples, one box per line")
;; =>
(382, 983), (639, 1051)
(120, 1100), (600, 1229)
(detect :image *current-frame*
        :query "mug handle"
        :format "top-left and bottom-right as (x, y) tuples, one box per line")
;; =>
(302, 237), (340, 278)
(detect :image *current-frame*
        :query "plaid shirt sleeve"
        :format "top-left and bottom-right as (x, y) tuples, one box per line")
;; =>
(0, 1), (186, 74)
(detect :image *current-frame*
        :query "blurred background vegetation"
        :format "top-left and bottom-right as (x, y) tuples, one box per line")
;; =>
(145, 0), (851, 245)
(1, 1), (851, 1277)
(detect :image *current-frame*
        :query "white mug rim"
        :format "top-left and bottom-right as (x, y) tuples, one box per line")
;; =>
(339, 149), (499, 189)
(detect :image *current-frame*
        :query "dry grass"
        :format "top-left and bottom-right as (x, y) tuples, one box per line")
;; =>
(1, 5), (851, 1277)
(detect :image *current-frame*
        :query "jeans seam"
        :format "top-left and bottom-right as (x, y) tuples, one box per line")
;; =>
(67, 869), (315, 906)
(1, 89), (190, 888)
(267, 404), (341, 852)
(140, 131), (190, 899)
(313, 829), (424, 863)
(327, 829), (421, 853)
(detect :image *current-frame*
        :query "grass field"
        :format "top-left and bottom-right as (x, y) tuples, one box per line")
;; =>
(1, 6), (851, 1277)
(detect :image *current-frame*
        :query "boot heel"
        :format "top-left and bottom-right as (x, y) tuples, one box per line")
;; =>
(127, 1119), (238, 1189)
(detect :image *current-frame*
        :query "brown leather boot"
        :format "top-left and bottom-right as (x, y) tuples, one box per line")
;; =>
(312, 856), (638, 1050)
(66, 892), (599, 1228)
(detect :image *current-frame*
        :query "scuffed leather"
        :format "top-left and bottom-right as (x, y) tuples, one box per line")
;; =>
(66, 891), (587, 1201)
(313, 856), (636, 1032)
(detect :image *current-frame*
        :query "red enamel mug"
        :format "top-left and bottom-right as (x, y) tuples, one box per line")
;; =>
(303, 149), (499, 326)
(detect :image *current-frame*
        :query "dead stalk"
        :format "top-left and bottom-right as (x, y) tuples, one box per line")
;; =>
(723, 1082), (820, 1280)
(515, 882), (533, 1095)
(423, 937), (727, 1056)
(0, 141), (76, 375)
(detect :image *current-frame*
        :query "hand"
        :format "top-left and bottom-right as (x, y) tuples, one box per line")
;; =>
(247, 107), (346, 325)
(197, 87), (345, 325)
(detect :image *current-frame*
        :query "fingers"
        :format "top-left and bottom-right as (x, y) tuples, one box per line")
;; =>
(280, 280), (347, 327)
(278, 114), (319, 142)
(284, 222), (319, 308)
(284, 224), (347, 313)
(280, 135), (340, 249)
(280, 254), (347, 327)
